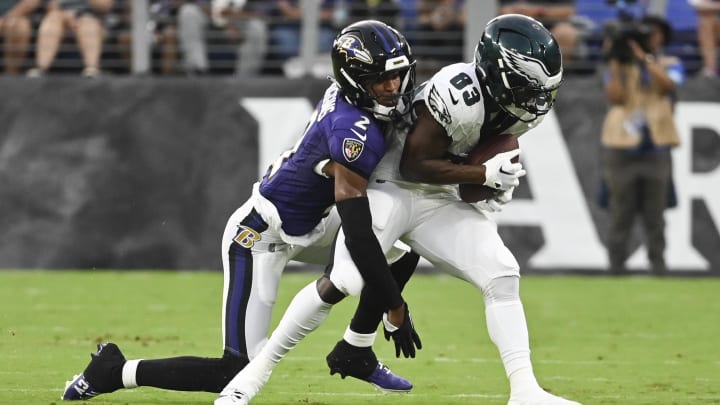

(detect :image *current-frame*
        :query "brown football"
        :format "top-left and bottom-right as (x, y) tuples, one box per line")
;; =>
(459, 134), (520, 203)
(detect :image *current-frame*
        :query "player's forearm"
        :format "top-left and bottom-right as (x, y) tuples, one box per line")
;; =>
(400, 108), (487, 184)
(400, 158), (487, 185)
(337, 197), (404, 311)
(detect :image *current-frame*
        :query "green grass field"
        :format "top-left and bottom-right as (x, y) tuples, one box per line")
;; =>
(1, 270), (719, 405)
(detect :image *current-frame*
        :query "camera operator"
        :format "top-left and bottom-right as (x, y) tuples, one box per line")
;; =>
(599, 15), (685, 276)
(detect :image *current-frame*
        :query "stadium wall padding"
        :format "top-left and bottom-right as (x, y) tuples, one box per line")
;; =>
(0, 76), (718, 275)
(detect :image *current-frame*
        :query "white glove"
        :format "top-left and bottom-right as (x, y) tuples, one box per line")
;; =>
(472, 186), (515, 213)
(482, 149), (526, 191)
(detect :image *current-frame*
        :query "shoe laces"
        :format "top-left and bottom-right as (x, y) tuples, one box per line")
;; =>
(377, 362), (391, 374)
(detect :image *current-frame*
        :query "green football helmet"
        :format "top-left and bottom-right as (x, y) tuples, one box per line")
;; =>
(475, 14), (563, 122)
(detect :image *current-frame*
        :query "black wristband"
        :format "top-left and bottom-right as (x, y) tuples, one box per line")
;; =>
(336, 196), (404, 310)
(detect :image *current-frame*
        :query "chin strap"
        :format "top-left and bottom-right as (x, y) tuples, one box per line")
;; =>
(370, 103), (396, 121)
(369, 93), (412, 122)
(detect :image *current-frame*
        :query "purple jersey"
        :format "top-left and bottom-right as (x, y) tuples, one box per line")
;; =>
(258, 84), (387, 236)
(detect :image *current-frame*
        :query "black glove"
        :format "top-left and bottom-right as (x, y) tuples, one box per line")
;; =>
(382, 304), (422, 358)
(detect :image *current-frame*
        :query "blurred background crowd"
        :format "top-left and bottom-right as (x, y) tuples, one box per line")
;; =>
(0, 0), (717, 80)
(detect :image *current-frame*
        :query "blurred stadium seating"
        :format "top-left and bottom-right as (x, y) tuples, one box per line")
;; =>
(573, 0), (703, 74)
(0, 0), (706, 76)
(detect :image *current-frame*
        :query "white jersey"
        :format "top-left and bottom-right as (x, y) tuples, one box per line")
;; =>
(372, 62), (544, 196)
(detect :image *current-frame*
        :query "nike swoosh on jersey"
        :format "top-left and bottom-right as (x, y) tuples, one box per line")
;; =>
(350, 128), (367, 141)
(448, 89), (459, 105)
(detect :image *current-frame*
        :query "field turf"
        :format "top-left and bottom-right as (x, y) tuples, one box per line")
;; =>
(1, 270), (719, 404)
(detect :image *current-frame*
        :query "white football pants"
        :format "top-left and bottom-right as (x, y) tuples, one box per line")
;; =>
(330, 180), (520, 296)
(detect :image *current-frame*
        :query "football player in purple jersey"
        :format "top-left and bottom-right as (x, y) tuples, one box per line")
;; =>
(216, 14), (581, 405)
(61, 20), (420, 402)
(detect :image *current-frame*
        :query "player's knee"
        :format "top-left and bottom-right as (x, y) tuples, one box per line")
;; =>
(255, 292), (276, 308)
(316, 276), (346, 304)
(328, 265), (365, 297)
(255, 271), (282, 307)
(483, 275), (520, 305)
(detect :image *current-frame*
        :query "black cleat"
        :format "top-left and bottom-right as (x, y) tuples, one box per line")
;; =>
(326, 340), (412, 392)
(62, 343), (126, 400)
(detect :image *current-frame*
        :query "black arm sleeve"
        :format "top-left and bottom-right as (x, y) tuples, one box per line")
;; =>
(336, 196), (404, 311)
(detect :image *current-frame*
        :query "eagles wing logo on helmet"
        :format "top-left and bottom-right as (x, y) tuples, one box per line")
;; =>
(337, 34), (374, 64)
(499, 46), (562, 88)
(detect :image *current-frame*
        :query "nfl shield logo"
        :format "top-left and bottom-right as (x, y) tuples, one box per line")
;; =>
(343, 138), (364, 162)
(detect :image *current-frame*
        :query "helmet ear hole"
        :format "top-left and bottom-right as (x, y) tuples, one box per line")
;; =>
(497, 89), (512, 106)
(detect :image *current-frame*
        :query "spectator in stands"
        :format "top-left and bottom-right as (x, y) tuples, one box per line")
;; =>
(0, 0), (40, 74)
(415, 0), (464, 65)
(599, 15), (683, 276)
(688, 0), (720, 78)
(150, 0), (211, 75)
(149, 1), (178, 74)
(338, 0), (400, 26)
(177, 0), (211, 74)
(105, 0), (131, 74)
(498, 0), (581, 62)
(268, 0), (336, 62)
(211, 0), (269, 76)
(26, 0), (113, 78)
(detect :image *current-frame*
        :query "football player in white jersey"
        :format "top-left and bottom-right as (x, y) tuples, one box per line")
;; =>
(216, 14), (581, 405)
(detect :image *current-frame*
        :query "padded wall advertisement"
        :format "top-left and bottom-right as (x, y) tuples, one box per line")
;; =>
(0, 76), (718, 274)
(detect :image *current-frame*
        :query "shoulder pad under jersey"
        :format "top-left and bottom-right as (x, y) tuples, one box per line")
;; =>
(328, 102), (386, 177)
(421, 62), (485, 141)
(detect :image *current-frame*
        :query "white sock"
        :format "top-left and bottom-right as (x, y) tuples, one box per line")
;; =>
(343, 327), (376, 348)
(508, 367), (542, 398)
(262, 281), (332, 363)
(121, 359), (141, 388)
(485, 300), (541, 395)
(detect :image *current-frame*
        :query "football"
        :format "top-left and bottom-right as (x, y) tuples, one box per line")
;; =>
(459, 134), (520, 203)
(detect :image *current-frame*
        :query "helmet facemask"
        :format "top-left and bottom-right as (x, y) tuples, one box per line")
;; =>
(358, 62), (416, 121)
(499, 71), (561, 122)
